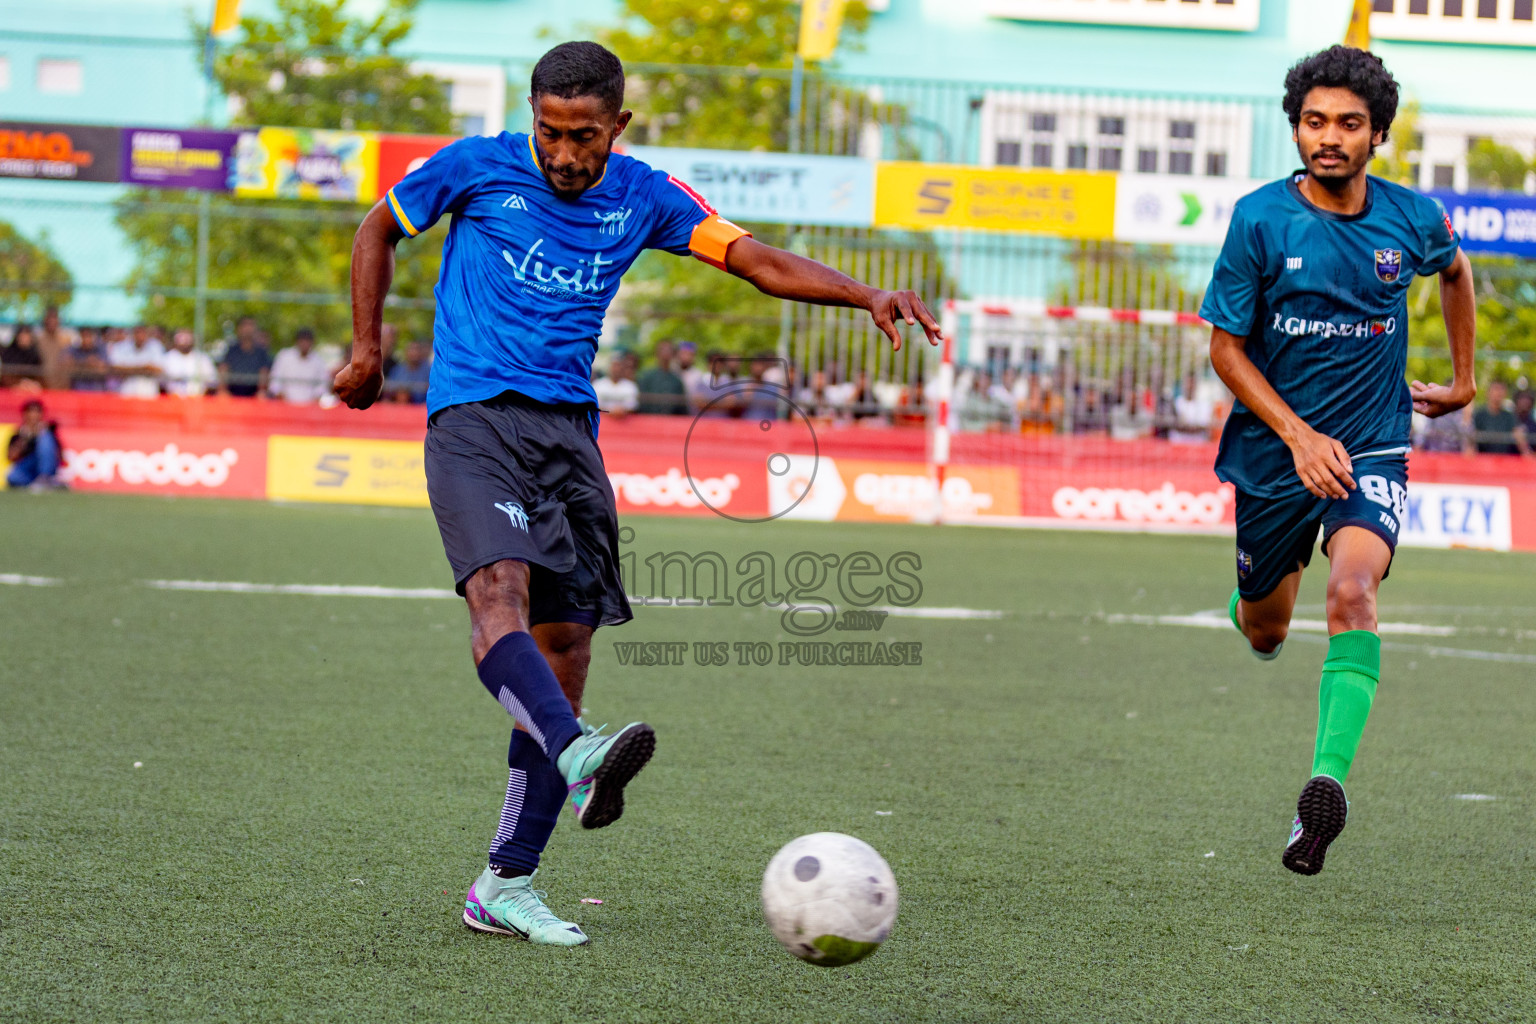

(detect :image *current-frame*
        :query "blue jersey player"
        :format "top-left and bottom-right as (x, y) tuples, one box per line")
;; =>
(1200, 46), (1476, 876)
(334, 42), (942, 944)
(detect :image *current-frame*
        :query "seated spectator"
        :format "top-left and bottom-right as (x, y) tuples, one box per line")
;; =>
(269, 328), (334, 404)
(956, 370), (1010, 432)
(38, 305), (76, 389)
(1070, 385), (1111, 436)
(161, 329), (219, 397)
(1020, 373), (1063, 436)
(219, 319), (271, 398)
(1470, 380), (1530, 456)
(1516, 388), (1535, 441)
(379, 322), (400, 380)
(108, 324), (166, 398)
(1, 325), (45, 389)
(742, 353), (788, 423)
(693, 350), (741, 417)
(1169, 372), (1215, 444)
(6, 399), (65, 490)
(891, 377), (927, 428)
(1414, 405), (1472, 453)
(64, 326), (111, 391)
(594, 349), (639, 416)
(636, 339), (688, 415)
(386, 338), (433, 404)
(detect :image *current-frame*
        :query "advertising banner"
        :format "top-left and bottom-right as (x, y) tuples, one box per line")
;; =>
(766, 454), (1021, 522)
(375, 133), (456, 201)
(266, 435), (427, 507)
(1113, 175), (1265, 246)
(44, 429), (266, 498)
(625, 146), (876, 227)
(608, 453), (769, 520)
(1398, 482), (1512, 551)
(0, 122), (121, 182)
(121, 128), (240, 191)
(1427, 191), (1536, 259)
(874, 162), (1115, 237)
(235, 127), (379, 202)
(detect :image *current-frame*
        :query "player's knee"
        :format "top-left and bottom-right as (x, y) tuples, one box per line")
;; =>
(1326, 574), (1376, 623)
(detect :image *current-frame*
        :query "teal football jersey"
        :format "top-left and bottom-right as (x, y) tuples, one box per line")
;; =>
(1199, 173), (1460, 498)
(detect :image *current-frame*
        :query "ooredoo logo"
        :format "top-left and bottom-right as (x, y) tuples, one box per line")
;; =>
(1052, 482), (1232, 525)
(609, 468), (740, 509)
(63, 443), (241, 488)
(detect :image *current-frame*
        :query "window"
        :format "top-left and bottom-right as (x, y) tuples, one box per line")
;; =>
(1432, 164), (1455, 187)
(1373, 0), (1536, 43)
(36, 58), (82, 95)
(984, 0), (1260, 31)
(979, 91), (1254, 177)
(1416, 111), (1536, 192)
(0, 56), (9, 91)
(409, 61), (506, 135)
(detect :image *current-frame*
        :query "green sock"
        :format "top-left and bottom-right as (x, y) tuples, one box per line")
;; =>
(1228, 588), (1242, 633)
(1311, 630), (1381, 784)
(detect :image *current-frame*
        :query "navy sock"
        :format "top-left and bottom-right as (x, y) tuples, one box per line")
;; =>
(489, 729), (567, 876)
(476, 631), (582, 765)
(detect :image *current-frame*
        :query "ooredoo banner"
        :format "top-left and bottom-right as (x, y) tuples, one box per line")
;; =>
(0, 121), (121, 182)
(375, 133), (456, 201)
(54, 429), (266, 498)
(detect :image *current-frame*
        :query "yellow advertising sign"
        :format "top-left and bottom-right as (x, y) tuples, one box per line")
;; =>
(874, 162), (1115, 238)
(266, 435), (427, 507)
(211, 0), (242, 35)
(234, 127), (379, 202)
(798, 0), (847, 61)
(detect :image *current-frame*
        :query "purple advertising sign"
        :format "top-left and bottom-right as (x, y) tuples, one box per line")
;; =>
(121, 127), (240, 191)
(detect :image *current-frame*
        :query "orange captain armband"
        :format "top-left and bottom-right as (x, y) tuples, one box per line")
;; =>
(688, 214), (752, 271)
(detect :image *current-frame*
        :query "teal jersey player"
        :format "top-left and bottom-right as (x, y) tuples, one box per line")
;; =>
(1203, 173), (1460, 500)
(1200, 46), (1477, 876)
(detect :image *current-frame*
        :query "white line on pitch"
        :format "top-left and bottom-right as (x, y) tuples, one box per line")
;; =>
(138, 579), (1006, 619)
(0, 573), (61, 587)
(143, 579), (458, 599)
(1105, 610), (1459, 637)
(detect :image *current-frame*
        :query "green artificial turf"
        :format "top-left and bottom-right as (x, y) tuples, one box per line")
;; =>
(2, 492), (1534, 1023)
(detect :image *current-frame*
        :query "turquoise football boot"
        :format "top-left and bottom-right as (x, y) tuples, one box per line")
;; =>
(462, 867), (589, 946)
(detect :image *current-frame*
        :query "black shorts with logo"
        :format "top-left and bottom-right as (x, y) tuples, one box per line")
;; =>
(1233, 453), (1407, 601)
(424, 392), (632, 629)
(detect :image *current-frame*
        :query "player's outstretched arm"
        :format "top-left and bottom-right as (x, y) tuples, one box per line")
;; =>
(335, 200), (407, 410)
(1410, 249), (1477, 418)
(724, 237), (942, 351)
(1210, 326), (1355, 499)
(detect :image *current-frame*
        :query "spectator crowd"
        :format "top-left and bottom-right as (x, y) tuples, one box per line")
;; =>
(0, 309), (434, 405)
(4, 309), (1533, 457)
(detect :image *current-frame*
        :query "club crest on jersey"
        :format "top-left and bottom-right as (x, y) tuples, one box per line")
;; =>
(595, 207), (634, 236)
(1374, 248), (1402, 283)
(1236, 548), (1253, 580)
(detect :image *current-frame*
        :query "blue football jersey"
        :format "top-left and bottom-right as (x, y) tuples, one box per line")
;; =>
(1199, 173), (1460, 498)
(386, 133), (735, 416)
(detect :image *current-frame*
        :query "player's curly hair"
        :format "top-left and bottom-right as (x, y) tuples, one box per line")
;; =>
(531, 42), (625, 116)
(1282, 46), (1399, 148)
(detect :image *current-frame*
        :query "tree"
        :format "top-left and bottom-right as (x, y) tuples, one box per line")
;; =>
(1369, 101), (1421, 186)
(0, 222), (73, 322)
(114, 0), (451, 347)
(1405, 258), (1536, 388)
(1466, 138), (1532, 193)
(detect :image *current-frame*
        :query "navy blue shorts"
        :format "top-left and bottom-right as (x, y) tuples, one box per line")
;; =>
(424, 392), (632, 629)
(1234, 453), (1407, 601)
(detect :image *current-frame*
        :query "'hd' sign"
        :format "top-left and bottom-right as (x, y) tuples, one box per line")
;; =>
(1427, 190), (1536, 259)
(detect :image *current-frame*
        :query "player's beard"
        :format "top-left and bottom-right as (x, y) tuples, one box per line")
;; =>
(1304, 145), (1368, 191)
(542, 154), (611, 202)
